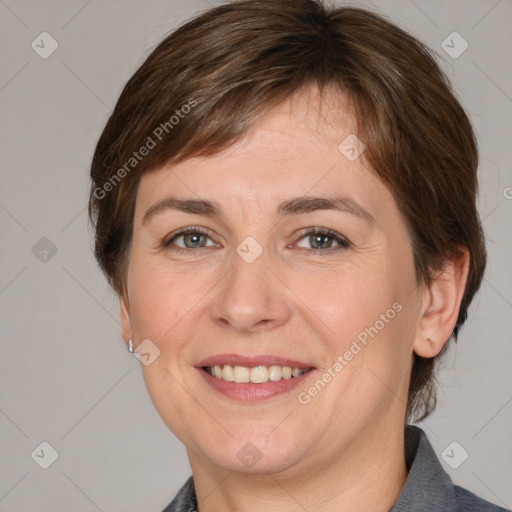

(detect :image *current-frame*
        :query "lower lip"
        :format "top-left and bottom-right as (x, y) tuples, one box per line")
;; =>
(197, 368), (314, 402)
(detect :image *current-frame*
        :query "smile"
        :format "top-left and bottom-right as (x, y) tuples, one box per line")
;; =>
(196, 355), (315, 401)
(203, 364), (312, 383)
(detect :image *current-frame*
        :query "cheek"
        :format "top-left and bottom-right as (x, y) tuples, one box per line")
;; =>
(293, 257), (416, 384)
(296, 266), (416, 422)
(127, 255), (211, 342)
(291, 258), (404, 342)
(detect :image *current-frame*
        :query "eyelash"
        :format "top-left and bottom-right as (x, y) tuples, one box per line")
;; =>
(161, 226), (351, 255)
(293, 228), (351, 253)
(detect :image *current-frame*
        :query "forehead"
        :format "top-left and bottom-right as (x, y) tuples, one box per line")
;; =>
(135, 89), (392, 219)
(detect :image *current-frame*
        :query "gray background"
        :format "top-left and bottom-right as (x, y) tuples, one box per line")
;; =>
(0, 0), (511, 510)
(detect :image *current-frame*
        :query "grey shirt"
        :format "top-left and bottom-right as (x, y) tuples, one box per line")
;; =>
(162, 426), (509, 511)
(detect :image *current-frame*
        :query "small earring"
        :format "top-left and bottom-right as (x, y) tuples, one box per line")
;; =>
(128, 338), (134, 353)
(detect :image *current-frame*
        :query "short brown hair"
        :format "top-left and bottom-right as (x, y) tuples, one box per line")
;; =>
(89, 0), (486, 421)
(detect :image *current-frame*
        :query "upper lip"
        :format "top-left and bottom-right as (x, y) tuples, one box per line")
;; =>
(196, 353), (314, 370)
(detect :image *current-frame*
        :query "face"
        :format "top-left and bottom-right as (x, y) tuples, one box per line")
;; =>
(122, 89), (424, 477)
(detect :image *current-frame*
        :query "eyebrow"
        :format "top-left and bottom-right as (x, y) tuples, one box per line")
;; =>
(142, 195), (375, 225)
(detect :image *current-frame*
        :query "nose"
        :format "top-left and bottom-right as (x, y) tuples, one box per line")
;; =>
(210, 247), (292, 334)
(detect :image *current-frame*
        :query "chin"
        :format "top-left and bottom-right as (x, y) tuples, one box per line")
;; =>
(206, 443), (307, 475)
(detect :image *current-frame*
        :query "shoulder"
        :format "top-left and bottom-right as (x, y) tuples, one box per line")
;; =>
(161, 476), (197, 512)
(454, 485), (510, 512)
(391, 426), (510, 512)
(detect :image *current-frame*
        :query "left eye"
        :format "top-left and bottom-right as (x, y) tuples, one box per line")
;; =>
(295, 230), (349, 250)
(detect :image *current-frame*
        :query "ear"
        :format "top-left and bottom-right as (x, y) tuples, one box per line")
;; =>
(413, 250), (470, 358)
(120, 294), (133, 350)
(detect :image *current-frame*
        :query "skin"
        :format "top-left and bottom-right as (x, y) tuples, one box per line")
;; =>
(120, 87), (469, 512)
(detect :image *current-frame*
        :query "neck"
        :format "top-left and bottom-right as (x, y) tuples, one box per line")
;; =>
(188, 422), (408, 512)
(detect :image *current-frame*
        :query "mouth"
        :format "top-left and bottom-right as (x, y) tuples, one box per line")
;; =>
(195, 354), (315, 402)
(203, 364), (312, 383)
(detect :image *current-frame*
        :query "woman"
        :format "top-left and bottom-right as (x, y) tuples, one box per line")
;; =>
(89, 0), (508, 510)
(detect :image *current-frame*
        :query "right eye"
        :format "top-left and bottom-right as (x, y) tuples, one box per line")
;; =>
(162, 227), (219, 252)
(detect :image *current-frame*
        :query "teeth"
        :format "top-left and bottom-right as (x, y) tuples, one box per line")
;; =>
(268, 365), (282, 381)
(233, 365), (250, 383)
(282, 366), (292, 379)
(250, 366), (269, 384)
(205, 364), (309, 383)
(222, 364), (234, 381)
